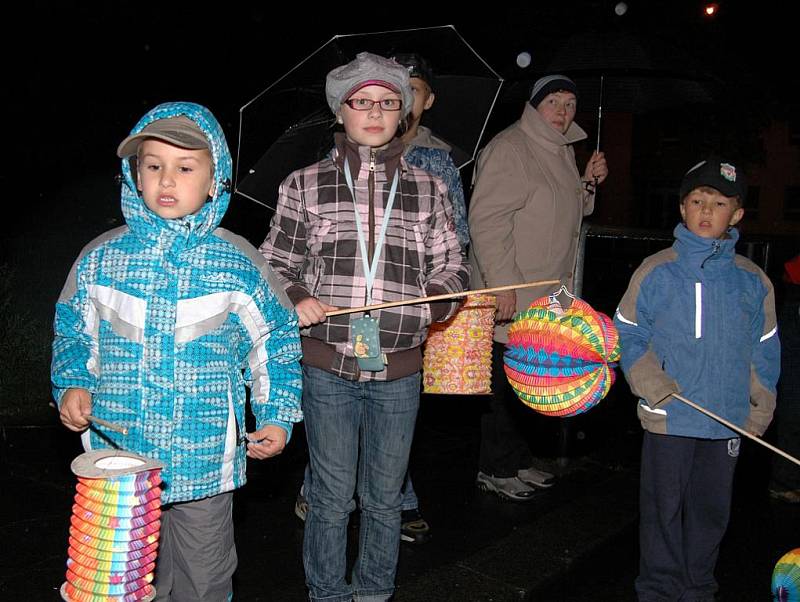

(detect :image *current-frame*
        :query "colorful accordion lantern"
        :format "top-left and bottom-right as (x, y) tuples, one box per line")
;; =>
(423, 293), (495, 394)
(773, 548), (800, 602)
(504, 292), (620, 416)
(62, 450), (164, 602)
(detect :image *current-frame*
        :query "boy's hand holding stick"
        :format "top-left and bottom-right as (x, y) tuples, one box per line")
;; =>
(53, 395), (129, 435)
(85, 414), (129, 436)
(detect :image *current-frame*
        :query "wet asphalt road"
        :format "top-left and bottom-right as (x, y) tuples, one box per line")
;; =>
(2, 386), (797, 601)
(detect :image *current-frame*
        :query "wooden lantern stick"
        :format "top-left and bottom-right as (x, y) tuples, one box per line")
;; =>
(86, 414), (129, 436)
(671, 393), (800, 467)
(324, 279), (561, 318)
(48, 401), (129, 436)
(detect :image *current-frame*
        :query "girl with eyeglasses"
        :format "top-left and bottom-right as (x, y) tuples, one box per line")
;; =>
(260, 51), (469, 602)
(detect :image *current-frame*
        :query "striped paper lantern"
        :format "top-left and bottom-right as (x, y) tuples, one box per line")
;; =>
(773, 548), (800, 602)
(61, 450), (163, 602)
(504, 294), (620, 416)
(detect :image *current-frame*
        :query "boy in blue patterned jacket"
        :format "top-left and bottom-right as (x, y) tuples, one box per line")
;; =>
(52, 102), (303, 600)
(613, 157), (779, 601)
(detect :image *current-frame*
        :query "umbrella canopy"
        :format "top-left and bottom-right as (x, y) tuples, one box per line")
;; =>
(497, 31), (718, 118)
(503, 290), (620, 417)
(545, 31), (718, 114)
(234, 25), (503, 210)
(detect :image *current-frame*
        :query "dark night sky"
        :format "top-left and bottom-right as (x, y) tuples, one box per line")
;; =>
(4, 0), (797, 322)
(14, 1), (800, 231)
(21, 2), (796, 152)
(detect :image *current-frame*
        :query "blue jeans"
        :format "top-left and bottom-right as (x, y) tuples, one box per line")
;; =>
(302, 463), (419, 512)
(302, 366), (421, 602)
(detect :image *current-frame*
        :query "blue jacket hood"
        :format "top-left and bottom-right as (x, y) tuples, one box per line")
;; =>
(120, 102), (232, 249)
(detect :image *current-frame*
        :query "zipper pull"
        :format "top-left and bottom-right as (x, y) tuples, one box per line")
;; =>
(700, 240), (721, 270)
(369, 150), (376, 172)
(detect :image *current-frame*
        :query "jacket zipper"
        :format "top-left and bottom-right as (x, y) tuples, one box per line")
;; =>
(366, 149), (376, 308)
(696, 240), (720, 338)
(141, 231), (168, 412)
(700, 240), (721, 270)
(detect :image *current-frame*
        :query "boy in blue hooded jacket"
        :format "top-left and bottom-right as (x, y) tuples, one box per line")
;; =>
(52, 102), (303, 600)
(613, 157), (779, 601)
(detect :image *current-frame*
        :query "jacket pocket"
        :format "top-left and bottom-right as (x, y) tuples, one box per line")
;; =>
(306, 214), (333, 256)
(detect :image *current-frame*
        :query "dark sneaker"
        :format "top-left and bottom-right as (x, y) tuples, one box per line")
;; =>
(476, 471), (538, 501)
(400, 508), (431, 544)
(517, 466), (556, 489)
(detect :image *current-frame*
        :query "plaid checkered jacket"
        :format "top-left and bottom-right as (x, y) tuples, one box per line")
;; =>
(260, 137), (470, 381)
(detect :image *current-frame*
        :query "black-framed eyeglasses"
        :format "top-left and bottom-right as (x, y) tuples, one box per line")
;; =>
(343, 98), (403, 111)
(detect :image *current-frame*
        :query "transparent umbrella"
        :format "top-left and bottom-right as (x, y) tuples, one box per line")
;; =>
(545, 31), (719, 151)
(545, 31), (718, 111)
(494, 31), (719, 153)
(233, 25), (503, 211)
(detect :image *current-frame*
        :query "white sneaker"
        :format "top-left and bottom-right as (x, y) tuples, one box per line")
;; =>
(476, 471), (538, 501)
(294, 493), (308, 521)
(517, 466), (555, 489)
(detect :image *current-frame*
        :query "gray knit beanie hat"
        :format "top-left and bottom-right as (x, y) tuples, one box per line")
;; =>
(529, 74), (578, 108)
(325, 52), (413, 117)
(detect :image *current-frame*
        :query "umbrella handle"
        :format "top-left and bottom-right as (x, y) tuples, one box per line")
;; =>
(670, 393), (800, 467)
(595, 75), (604, 155)
(324, 279), (561, 317)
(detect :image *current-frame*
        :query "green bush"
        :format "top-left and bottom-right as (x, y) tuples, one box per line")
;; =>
(0, 264), (56, 425)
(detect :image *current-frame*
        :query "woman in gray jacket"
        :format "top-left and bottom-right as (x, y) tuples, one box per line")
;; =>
(469, 74), (608, 500)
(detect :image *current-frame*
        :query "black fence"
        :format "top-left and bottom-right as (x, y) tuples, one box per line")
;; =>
(575, 223), (792, 316)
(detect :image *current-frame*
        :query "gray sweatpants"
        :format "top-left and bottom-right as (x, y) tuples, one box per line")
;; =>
(153, 492), (237, 602)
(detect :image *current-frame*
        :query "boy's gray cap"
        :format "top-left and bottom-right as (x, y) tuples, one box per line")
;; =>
(680, 156), (747, 200)
(117, 115), (210, 158)
(325, 52), (413, 117)
(529, 74), (578, 108)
